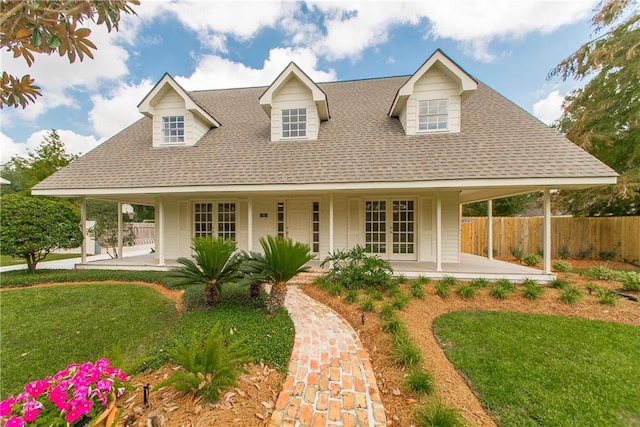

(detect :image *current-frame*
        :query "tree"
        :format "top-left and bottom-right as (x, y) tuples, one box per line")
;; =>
(243, 236), (314, 313)
(463, 194), (537, 217)
(549, 0), (640, 215)
(86, 200), (134, 258)
(0, 194), (82, 271)
(1, 0), (139, 108)
(170, 237), (244, 307)
(0, 129), (78, 194)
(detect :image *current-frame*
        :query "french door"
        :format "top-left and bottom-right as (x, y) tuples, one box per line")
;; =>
(364, 199), (416, 260)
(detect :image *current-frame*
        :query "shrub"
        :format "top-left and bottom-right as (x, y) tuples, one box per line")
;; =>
(154, 323), (248, 401)
(393, 334), (423, 368)
(495, 279), (516, 292)
(367, 287), (385, 301)
(321, 246), (394, 290)
(405, 370), (435, 395)
(439, 276), (458, 287)
(394, 274), (408, 284)
(327, 283), (344, 296)
(553, 260), (572, 272)
(557, 245), (572, 259)
(599, 249), (617, 261)
(585, 282), (600, 294)
(379, 303), (396, 321)
(410, 281), (426, 299)
(382, 316), (403, 334)
(415, 276), (432, 285)
(620, 271), (640, 291)
(345, 289), (360, 304)
(561, 286), (584, 304)
(598, 289), (618, 305)
(509, 246), (524, 262)
(549, 278), (569, 289)
(392, 293), (411, 310)
(585, 265), (617, 281)
(522, 282), (543, 300)
(456, 284), (476, 299)
(360, 298), (376, 312)
(435, 281), (452, 298)
(470, 278), (489, 288)
(576, 245), (593, 259)
(523, 253), (541, 267)
(489, 285), (508, 300)
(414, 399), (465, 427)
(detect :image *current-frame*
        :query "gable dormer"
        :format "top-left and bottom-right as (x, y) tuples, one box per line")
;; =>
(389, 49), (477, 135)
(259, 62), (329, 142)
(138, 74), (220, 148)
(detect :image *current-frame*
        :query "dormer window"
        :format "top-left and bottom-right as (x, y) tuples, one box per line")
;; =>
(418, 99), (448, 131)
(162, 116), (185, 143)
(282, 108), (307, 138)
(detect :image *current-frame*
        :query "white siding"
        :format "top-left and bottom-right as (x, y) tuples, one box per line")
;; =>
(419, 197), (434, 262)
(440, 191), (460, 263)
(271, 77), (320, 141)
(252, 196), (277, 251)
(236, 200), (248, 252)
(152, 89), (211, 147)
(193, 114), (210, 143)
(401, 65), (462, 136)
(162, 198), (181, 259)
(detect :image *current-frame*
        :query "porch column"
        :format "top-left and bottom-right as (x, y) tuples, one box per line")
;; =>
(329, 193), (334, 255)
(247, 196), (253, 252)
(117, 202), (123, 259)
(487, 199), (493, 260)
(157, 197), (165, 266)
(543, 189), (551, 274)
(436, 193), (442, 272)
(81, 197), (87, 264)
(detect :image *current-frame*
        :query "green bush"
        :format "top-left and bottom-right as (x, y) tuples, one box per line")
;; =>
(549, 278), (569, 289)
(523, 253), (541, 267)
(393, 334), (423, 368)
(557, 245), (572, 259)
(435, 281), (452, 298)
(410, 281), (426, 299)
(470, 278), (489, 288)
(619, 271), (640, 291)
(382, 316), (403, 334)
(522, 281), (543, 300)
(495, 278), (516, 292)
(321, 246), (394, 290)
(327, 283), (344, 296)
(367, 287), (385, 301)
(456, 284), (476, 299)
(561, 286), (584, 304)
(553, 260), (572, 272)
(585, 265), (617, 281)
(405, 370), (435, 395)
(345, 289), (360, 304)
(414, 399), (465, 427)
(360, 298), (376, 312)
(489, 285), (508, 300)
(597, 288), (618, 305)
(379, 303), (396, 321)
(392, 293), (411, 310)
(509, 246), (524, 262)
(415, 276), (431, 285)
(439, 276), (459, 287)
(576, 245), (593, 259)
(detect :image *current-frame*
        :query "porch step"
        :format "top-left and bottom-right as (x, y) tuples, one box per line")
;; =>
(288, 269), (326, 286)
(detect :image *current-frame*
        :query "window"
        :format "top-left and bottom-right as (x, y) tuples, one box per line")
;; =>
(194, 202), (236, 241)
(312, 202), (320, 253)
(162, 116), (184, 143)
(418, 99), (448, 131)
(365, 201), (386, 254)
(277, 202), (285, 238)
(282, 108), (306, 138)
(392, 200), (414, 254)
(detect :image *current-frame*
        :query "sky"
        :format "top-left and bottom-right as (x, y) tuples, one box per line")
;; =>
(0, 0), (600, 163)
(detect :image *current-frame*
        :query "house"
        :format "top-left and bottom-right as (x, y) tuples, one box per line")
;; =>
(32, 50), (617, 281)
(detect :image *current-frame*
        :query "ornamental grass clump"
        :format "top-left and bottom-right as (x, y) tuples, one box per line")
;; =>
(0, 359), (127, 426)
(456, 283), (476, 299)
(561, 286), (584, 304)
(409, 281), (426, 299)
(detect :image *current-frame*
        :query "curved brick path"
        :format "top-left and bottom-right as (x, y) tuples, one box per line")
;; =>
(269, 287), (386, 427)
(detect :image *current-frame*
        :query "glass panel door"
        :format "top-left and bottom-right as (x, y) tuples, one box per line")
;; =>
(364, 200), (386, 254)
(364, 199), (416, 260)
(392, 200), (415, 259)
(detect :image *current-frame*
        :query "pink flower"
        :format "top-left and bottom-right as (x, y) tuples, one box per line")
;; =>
(21, 400), (43, 422)
(4, 415), (25, 427)
(24, 380), (49, 398)
(65, 408), (82, 424)
(48, 388), (69, 411)
(0, 397), (16, 416)
(95, 379), (113, 391)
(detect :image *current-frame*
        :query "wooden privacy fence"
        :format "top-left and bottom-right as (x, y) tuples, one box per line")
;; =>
(461, 216), (640, 263)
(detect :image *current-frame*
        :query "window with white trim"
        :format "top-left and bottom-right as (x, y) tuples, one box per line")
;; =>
(217, 203), (236, 241)
(418, 99), (448, 131)
(193, 202), (236, 241)
(162, 116), (185, 143)
(312, 201), (320, 253)
(282, 108), (306, 138)
(277, 202), (285, 238)
(194, 203), (213, 237)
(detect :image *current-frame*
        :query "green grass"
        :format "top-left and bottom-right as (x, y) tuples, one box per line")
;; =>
(0, 284), (178, 396)
(0, 269), (182, 288)
(0, 253), (83, 267)
(434, 311), (640, 426)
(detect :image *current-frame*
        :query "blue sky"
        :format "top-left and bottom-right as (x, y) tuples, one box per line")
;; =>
(0, 0), (598, 162)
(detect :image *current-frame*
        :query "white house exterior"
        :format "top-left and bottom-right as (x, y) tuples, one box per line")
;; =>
(33, 50), (617, 279)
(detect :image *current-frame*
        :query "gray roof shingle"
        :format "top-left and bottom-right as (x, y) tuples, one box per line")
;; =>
(34, 76), (617, 191)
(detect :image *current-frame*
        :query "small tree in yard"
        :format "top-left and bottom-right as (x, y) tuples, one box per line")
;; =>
(0, 194), (82, 271)
(243, 236), (314, 313)
(170, 237), (243, 307)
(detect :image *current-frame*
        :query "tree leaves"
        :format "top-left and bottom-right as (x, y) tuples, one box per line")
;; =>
(0, 0), (140, 108)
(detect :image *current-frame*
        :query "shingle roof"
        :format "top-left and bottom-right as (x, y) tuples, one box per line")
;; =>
(34, 76), (617, 191)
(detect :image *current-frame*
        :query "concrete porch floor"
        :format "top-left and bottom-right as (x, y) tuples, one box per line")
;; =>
(75, 252), (554, 283)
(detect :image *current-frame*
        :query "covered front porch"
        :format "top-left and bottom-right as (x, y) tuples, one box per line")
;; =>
(75, 252), (554, 283)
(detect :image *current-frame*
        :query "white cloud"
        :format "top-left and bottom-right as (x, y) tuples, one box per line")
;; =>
(89, 80), (153, 138)
(176, 47), (336, 90)
(533, 90), (565, 125)
(0, 130), (102, 164)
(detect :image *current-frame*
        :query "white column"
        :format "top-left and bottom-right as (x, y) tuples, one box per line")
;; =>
(157, 197), (165, 266)
(117, 202), (123, 259)
(247, 196), (253, 252)
(487, 199), (493, 260)
(329, 193), (334, 254)
(436, 193), (442, 272)
(543, 189), (551, 274)
(81, 197), (87, 265)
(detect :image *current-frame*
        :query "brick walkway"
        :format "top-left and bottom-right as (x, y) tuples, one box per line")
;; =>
(269, 287), (386, 427)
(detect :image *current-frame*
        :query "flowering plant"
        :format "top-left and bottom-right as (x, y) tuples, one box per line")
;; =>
(0, 359), (127, 427)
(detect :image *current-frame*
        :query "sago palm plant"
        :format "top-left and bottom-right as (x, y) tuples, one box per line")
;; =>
(170, 236), (243, 307)
(243, 235), (314, 313)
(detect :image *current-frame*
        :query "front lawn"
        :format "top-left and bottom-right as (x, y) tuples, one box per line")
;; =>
(0, 253), (81, 267)
(433, 311), (640, 426)
(0, 284), (178, 396)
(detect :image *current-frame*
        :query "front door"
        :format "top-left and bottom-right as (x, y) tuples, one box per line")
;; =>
(364, 199), (416, 260)
(286, 199), (311, 247)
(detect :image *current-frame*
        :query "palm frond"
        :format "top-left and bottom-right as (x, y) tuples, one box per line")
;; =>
(244, 236), (314, 285)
